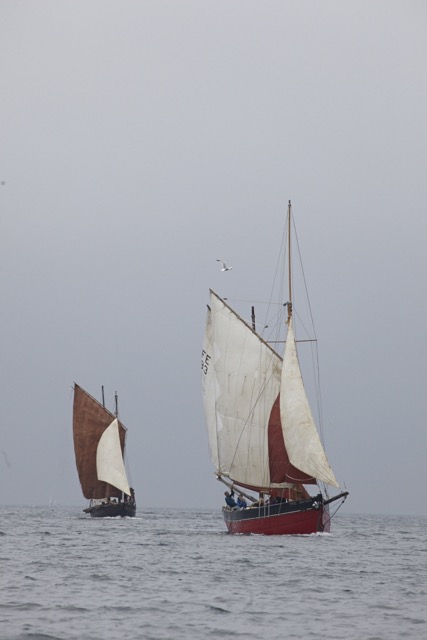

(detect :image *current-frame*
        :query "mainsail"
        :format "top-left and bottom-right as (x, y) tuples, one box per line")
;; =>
(73, 384), (131, 499)
(202, 291), (281, 491)
(202, 290), (339, 492)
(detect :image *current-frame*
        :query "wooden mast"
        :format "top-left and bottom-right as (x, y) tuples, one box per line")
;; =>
(287, 200), (293, 323)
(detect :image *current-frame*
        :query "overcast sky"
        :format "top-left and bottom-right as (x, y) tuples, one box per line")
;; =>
(1, 1), (426, 516)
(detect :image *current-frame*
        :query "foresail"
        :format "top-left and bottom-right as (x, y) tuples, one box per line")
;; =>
(96, 419), (131, 496)
(202, 291), (281, 490)
(279, 320), (339, 488)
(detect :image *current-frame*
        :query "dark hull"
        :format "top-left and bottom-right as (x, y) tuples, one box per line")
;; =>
(223, 497), (330, 535)
(84, 502), (136, 518)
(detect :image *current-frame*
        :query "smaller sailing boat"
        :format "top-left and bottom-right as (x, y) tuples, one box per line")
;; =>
(73, 384), (136, 517)
(201, 201), (348, 535)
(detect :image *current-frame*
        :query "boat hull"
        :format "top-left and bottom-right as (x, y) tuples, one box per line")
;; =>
(84, 502), (136, 518)
(222, 498), (329, 535)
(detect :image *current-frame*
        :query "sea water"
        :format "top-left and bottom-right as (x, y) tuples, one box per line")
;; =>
(0, 506), (425, 639)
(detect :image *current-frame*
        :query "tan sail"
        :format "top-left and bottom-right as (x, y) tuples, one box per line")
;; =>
(73, 384), (128, 500)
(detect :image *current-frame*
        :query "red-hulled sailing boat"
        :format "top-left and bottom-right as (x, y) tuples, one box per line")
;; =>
(201, 202), (348, 534)
(73, 384), (136, 517)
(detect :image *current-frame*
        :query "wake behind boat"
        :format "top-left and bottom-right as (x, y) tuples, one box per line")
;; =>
(73, 384), (136, 517)
(201, 201), (348, 535)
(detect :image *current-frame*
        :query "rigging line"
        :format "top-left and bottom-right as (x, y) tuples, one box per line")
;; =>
(292, 215), (317, 340)
(293, 307), (314, 341)
(312, 337), (326, 442)
(327, 497), (347, 523)
(256, 377), (280, 489)
(229, 366), (274, 456)
(228, 363), (277, 483)
(319, 480), (330, 501)
(267, 339), (317, 344)
(261, 304), (288, 349)
(239, 205), (289, 355)
(123, 447), (133, 487)
(292, 306), (324, 436)
(264, 210), (289, 356)
(296, 312), (326, 444)
(264, 206), (288, 333)
(293, 309), (323, 431)
(292, 220), (327, 445)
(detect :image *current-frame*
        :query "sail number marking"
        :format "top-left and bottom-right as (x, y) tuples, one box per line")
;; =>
(201, 350), (211, 375)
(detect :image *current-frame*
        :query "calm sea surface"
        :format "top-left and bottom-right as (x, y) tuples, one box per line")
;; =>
(0, 506), (426, 639)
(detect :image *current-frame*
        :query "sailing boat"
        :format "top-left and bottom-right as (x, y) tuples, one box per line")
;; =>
(73, 384), (136, 517)
(201, 202), (348, 535)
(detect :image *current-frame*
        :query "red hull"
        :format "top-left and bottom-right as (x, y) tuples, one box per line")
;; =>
(223, 504), (330, 535)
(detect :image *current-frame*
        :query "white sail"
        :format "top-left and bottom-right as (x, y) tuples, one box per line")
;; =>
(96, 418), (131, 496)
(202, 291), (281, 488)
(202, 304), (220, 471)
(280, 319), (339, 487)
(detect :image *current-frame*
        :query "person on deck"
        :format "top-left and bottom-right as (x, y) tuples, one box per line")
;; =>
(224, 490), (237, 508)
(237, 494), (247, 509)
(252, 492), (265, 507)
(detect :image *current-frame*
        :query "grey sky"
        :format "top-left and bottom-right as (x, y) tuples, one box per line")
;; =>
(1, 1), (426, 515)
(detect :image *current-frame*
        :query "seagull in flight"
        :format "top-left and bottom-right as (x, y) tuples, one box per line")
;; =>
(217, 259), (232, 272)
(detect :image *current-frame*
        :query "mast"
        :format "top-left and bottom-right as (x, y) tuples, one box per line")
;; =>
(287, 200), (293, 323)
(113, 390), (125, 500)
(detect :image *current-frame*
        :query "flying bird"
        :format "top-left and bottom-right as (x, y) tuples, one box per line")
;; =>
(216, 259), (232, 272)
